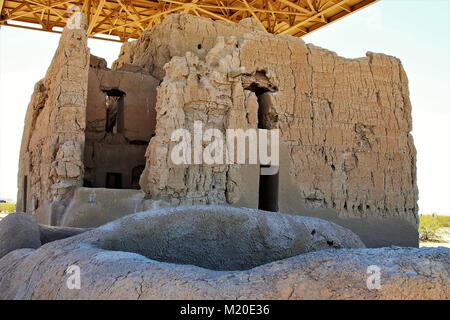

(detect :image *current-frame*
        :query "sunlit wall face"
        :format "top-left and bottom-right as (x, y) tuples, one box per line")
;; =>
(302, 0), (450, 216)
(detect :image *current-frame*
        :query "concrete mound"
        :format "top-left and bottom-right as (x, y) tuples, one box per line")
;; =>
(0, 213), (90, 260)
(92, 205), (366, 270)
(0, 213), (41, 259)
(0, 205), (448, 299)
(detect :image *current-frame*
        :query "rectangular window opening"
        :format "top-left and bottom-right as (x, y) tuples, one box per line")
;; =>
(104, 89), (125, 134)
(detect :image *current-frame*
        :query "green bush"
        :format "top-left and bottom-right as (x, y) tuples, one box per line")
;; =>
(0, 203), (16, 214)
(419, 213), (444, 241)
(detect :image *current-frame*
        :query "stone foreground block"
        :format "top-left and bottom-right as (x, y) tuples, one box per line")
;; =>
(0, 206), (448, 300)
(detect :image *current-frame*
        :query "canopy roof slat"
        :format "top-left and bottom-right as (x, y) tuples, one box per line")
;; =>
(0, 0), (378, 42)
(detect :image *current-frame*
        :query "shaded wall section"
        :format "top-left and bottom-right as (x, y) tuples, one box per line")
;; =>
(84, 55), (159, 190)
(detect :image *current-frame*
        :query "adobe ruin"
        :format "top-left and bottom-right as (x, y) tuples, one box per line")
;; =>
(16, 13), (418, 247)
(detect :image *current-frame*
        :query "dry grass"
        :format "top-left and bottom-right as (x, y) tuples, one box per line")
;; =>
(0, 203), (16, 214)
(419, 214), (450, 247)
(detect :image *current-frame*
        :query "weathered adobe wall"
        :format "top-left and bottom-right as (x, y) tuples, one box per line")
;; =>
(113, 13), (261, 79)
(139, 39), (249, 205)
(238, 33), (418, 247)
(120, 14), (418, 247)
(16, 22), (90, 225)
(84, 55), (159, 189)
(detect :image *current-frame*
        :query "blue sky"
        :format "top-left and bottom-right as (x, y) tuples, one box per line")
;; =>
(1, 0), (449, 215)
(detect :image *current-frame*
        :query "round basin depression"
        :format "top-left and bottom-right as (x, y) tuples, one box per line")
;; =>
(95, 205), (365, 271)
(2, 206), (445, 300)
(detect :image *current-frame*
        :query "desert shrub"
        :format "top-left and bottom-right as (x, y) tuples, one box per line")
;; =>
(0, 203), (16, 214)
(419, 214), (443, 241)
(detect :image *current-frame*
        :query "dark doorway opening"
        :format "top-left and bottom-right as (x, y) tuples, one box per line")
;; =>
(23, 175), (28, 212)
(131, 165), (145, 189)
(258, 166), (279, 212)
(252, 87), (279, 212)
(105, 172), (123, 189)
(104, 89), (125, 134)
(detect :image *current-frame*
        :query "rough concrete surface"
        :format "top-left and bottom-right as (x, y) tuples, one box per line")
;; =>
(0, 206), (448, 300)
(0, 212), (91, 259)
(0, 213), (41, 259)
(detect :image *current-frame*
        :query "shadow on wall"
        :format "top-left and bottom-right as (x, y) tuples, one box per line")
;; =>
(83, 55), (160, 191)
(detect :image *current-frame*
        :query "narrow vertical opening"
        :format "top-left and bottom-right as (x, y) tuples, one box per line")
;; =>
(254, 88), (279, 212)
(105, 172), (122, 189)
(104, 89), (125, 134)
(23, 175), (28, 212)
(131, 165), (145, 189)
(259, 166), (279, 212)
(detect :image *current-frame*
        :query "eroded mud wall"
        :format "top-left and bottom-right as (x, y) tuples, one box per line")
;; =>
(238, 33), (418, 246)
(121, 14), (417, 246)
(139, 38), (260, 205)
(113, 13), (261, 79)
(17, 24), (90, 224)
